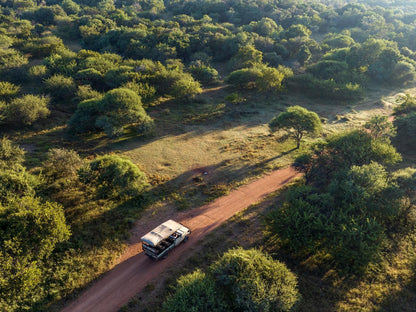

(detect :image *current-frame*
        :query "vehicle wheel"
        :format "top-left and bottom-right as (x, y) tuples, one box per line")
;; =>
(162, 252), (169, 259)
(184, 236), (189, 242)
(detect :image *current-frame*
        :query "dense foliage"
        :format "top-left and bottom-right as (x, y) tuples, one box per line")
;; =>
(269, 130), (406, 272)
(269, 105), (322, 148)
(78, 154), (148, 198)
(163, 248), (300, 312)
(1, 0), (416, 310)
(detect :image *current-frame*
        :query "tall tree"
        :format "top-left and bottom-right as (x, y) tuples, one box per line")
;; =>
(269, 106), (322, 148)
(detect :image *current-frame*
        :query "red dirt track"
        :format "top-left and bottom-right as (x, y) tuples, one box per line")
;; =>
(62, 167), (300, 312)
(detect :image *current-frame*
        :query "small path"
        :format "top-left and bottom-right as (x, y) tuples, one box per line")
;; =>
(62, 167), (300, 312)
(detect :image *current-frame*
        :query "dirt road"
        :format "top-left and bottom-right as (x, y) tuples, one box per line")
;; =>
(62, 167), (299, 312)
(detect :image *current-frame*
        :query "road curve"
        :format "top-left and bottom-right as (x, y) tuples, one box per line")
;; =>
(62, 167), (300, 312)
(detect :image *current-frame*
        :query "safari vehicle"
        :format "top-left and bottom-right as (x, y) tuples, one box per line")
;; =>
(141, 219), (191, 260)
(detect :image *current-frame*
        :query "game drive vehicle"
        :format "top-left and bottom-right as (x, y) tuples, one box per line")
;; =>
(141, 219), (191, 260)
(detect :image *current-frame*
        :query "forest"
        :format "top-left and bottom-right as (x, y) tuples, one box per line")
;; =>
(1, 0), (416, 311)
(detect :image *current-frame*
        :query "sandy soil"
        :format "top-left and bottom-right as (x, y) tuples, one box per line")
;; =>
(61, 166), (300, 312)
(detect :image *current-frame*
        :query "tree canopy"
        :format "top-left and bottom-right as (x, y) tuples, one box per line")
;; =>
(163, 248), (300, 312)
(269, 105), (322, 148)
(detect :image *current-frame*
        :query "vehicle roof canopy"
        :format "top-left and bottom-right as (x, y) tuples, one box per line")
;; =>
(141, 219), (183, 247)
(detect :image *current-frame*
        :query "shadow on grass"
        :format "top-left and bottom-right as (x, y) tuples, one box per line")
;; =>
(64, 143), (299, 260)
(376, 267), (416, 312)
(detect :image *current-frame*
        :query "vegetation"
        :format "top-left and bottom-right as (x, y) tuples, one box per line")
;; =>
(0, 0), (416, 310)
(269, 105), (322, 148)
(163, 248), (300, 312)
(78, 155), (148, 199)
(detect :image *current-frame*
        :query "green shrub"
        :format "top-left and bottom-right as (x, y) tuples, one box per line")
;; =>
(75, 85), (102, 102)
(28, 65), (48, 80)
(210, 248), (300, 312)
(188, 62), (219, 85)
(0, 169), (39, 204)
(68, 98), (100, 133)
(0, 196), (70, 311)
(290, 73), (363, 100)
(0, 137), (25, 169)
(227, 67), (262, 89)
(3, 95), (50, 125)
(0, 81), (20, 101)
(269, 163), (402, 273)
(394, 93), (416, 116)
(163, 248), (300, 312)
(43, 74), (77, 102)
(42, 148), (84, 180)
(295, 130), (401, 187)
(69, 88), (154, 136)
(78, 155), (148, 199)
(163, 269), (227, 312)
(121, 82), (156, 104)
(75, 68), (104, 90)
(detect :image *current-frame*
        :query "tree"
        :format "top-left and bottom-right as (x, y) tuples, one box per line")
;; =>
(0, 196), (70, 311)
(163, 248), (300, 312)
(256, 66), (293, 92)
(78, 155), (148, 199)
(268, 162), (403, 273)
(0, 169), (38, 204)
(294, 130), (402, 187)
(269, 106), (322, 148)
(69, 88), (154, 137)
(211, 248), (300, 312)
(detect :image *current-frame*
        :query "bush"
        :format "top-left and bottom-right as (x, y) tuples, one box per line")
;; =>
(28, 65), (48, 80)
(163, 270), (227, 312)
(295, 130), (401, 187)
(227, 67), (262, 89)
(0, 169), (39, 204)
(78, 155), (148, 199)
(42, 148), (84, 180)
(269, 162), (403, 273)
(188, 62), (219, 85)
(394, 94), (416, 116)
(0, 137), (25, 169)
(121, 82), (156, 104)
(290, 73), (363, 101)
(75, 85), (102, 102)
(0, 81), (20, 101)
(211, 248), (300, 312)
(68, 98), (100, 133)
(43, 74), (77, 102)
(69, 88), (154, 137)
(170, 74), (202, 99)
(163, 248), (300, 312)
(3, 95), (50, 125)
(0, 196), (70, 311)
